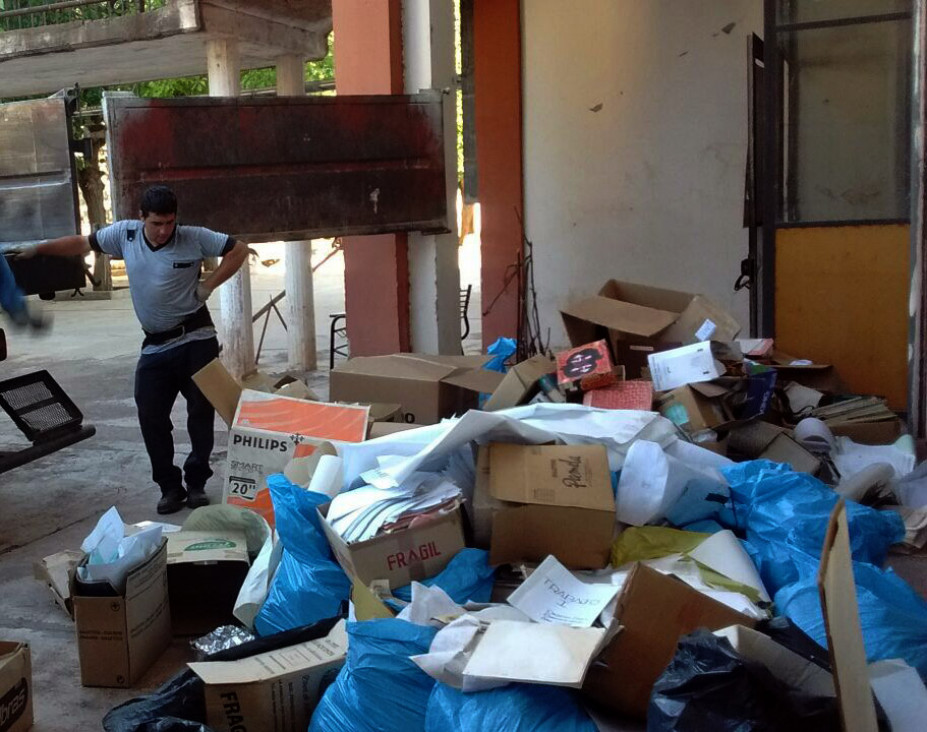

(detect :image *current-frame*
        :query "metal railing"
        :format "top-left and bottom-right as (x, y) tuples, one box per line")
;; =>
(0, 0), (168, 32)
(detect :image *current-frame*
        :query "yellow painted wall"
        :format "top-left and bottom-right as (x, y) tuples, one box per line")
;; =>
(775, 225), (910, 409)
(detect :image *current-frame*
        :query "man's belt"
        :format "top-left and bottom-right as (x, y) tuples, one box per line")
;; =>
(142, 306), (214, 347)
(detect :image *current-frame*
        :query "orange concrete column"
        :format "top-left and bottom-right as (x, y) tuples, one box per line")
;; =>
(474, 0), (524, 348)
(333, 0), (411, 355)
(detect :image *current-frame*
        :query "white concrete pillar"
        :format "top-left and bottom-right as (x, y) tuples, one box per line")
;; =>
(207, 37), (254, 378)
(276, 53), (317, 370)
(404, 0), (462, 354)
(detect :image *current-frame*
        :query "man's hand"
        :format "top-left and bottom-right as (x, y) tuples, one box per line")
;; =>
(195, 282), (213, 302)
(12, 244), (40, 260)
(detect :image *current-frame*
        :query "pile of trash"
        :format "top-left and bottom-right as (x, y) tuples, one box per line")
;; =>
(24, 279), (927, 731)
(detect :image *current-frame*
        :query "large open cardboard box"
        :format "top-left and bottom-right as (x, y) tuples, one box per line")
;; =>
(329, 354), (502, 425)
(72, 539), (171, 688)
(189, 620), (348, 732)
(317, 502), (465, 588)
(561, 280), (740, 377)
(166, 530), (251, 636)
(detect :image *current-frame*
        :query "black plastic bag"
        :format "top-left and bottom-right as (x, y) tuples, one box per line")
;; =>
(647, 629), (841, 732)
(103, 616), (342, 732)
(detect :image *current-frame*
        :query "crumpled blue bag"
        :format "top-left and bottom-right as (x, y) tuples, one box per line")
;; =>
(721, 460), (925, 678)
(310, 619), (438, 732)
(776, 562), (927, 679)
(392, 548), (495, 604)
(425, 682), (597, 732)
(254, 474), (350, 636)
(721, 460), (904, 593)
(484, 337), (517, 373)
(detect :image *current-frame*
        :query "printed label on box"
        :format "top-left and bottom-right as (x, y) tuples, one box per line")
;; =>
(695, 319), (717, 341)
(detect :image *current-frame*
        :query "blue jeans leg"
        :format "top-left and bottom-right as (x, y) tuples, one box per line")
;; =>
(0, 255), (26, 316)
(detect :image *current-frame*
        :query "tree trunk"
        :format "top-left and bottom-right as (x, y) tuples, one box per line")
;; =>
(77, 146), (112, 292)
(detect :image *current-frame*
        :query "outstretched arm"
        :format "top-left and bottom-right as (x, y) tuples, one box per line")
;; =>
(17, 235), (91, 258)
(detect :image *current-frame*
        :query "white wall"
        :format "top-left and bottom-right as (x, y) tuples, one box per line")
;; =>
(523, 0), (762, 347)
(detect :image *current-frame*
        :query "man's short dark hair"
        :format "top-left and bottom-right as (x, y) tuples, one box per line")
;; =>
(140, 185), (178, 217)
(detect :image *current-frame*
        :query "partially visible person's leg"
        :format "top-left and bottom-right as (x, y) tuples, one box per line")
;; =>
(135, 348), (186, 514)
(179, 336), (220, 508)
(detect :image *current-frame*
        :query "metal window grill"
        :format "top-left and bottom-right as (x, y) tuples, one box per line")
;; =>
(0, 370), (83, 442)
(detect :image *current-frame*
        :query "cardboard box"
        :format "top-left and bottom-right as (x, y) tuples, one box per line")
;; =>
(318, 502), (466, 588)
(829, 418), (906, 445)
(654, 385), (726, 434)
(0, 641), (33, 732)
(193, 359), (320, 428)
(330, 354), (503, 425)
(560, 280), (740, 376)
(647, 342), (727, 392)
(33, 549), (83, 618)
(487, 444), (615, 569)
(482, 355), (556, 411)
(190, 620), (348, 732)
(556, 340), (613, 385)
(582, 563), (755, 719)
(72, 539), (171, 688)
(471, 445), (504, 549)
(224, 391), (369, 528)
(166, 531), (251, 636)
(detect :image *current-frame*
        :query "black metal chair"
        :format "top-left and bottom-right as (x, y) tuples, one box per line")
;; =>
(329, 285), (474, 368)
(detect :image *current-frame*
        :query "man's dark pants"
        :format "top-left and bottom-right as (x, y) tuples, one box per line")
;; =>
(134, 336), (219, 497)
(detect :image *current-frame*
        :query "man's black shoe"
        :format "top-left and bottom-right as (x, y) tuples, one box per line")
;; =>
(157, 490), (188, 515)
(186, 487), (209, 509)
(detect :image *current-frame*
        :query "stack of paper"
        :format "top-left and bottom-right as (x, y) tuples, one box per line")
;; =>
(812, 396), (896, 425)
(326, 472), (461, 543)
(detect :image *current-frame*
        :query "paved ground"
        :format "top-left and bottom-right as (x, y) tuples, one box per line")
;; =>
(0, 237), (482, 730)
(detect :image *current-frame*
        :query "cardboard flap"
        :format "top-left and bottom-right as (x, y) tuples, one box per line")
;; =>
(413, 353), (493, 369)
(689, 381), (732, 399)
(192, 358), (241, 428)
(442, 368), (506, 394)
(332, 355), (457, 382)
(661, 295), (741, 344)
(488, 444), (614, 511)
(598, 279), (694, 312)
(561, 296), (678, 338)
(189, 620), (348, 685)
(233, 391), (370, 439)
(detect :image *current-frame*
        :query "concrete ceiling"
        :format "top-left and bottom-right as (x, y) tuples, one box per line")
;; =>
(0, 0), (332, 99)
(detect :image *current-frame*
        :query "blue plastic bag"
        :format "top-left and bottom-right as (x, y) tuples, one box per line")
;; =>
(776, 562), (927, 679)
(254, 474), (350, 636)
(484, 337), (517, 373)
(310, 619), (438, 732)
(721, 460), (904, 593)
(425, 683), (597, 732)
(392, 548), (495, 604)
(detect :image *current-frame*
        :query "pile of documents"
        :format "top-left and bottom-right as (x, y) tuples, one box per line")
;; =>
(326, 472), (462, 543)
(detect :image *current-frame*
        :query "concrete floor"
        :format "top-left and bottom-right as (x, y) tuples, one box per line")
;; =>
(0, 238), (483, 730)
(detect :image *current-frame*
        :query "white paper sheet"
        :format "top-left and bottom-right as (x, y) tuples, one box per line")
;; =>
(507, 555), (620, 627)
(869, 659), (927, 732)
(397, 583), (466, 626)
(463, 620), (606, 688)
(343, 404), (667, 490)
(834, 436), (916, 480)
(617, 440), (709, 525)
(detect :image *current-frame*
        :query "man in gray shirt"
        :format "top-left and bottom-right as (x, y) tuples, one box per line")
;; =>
(16, 185), (248, 514)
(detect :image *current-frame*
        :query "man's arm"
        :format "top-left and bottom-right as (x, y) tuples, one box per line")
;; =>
(197, 240), (249, 301)
(17, 235), (91, 258)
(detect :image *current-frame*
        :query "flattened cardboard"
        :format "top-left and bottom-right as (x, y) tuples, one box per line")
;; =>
(318, 502), (465, 588)
(818, 500), (879, 732)
(330, 354), (496, 424)
(471, 445), (504, 549)
(483, 355), (556, 412)
(166, 531), (251, 636)
(582, 563), (755, 719)
(759, 432), (821, 475)
(73, 539), (171, 688)
(829, 419), (906, 445)
(0, 641), (33, 732)
(368, 421), (422, 439)
(190, 620), (348, 732)
(224, 391), (368, 528)
(488, 444), (615, 569)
